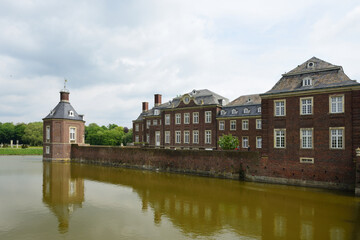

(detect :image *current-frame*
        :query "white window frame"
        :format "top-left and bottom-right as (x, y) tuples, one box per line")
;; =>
(154, 109), (160, 115)
(242, 136), (249, 148)
(257, 107), (261, 113)
(205, 130), (211, 144)
(205, 111), (212, 123)
(175, 131), (181, 144)
(300, 128), (313, 149)
(243, 108), (250, 114)
(193, 130), (199, 144)
(146, 120), (151, 129)
(46, 126), (50, 142)
(302, 77), (312, 86)
(175, 113), (181, 125)
(300, 97), (313, 115)
(69, 127), (76, 143)
(256, 119), (262, 130)
(153, 120), (158, 126)
(193, 112), (199, 124)
(330, 127), (344, 149)
(135, 124), (139, 132)
(256, 136), (262, 148)
(155, 131), (161, 146)
(329, 95), (344, 114)
(300, 157), (314, 164)
(219, 121), (225, 130)
(274, 99), (286, 116)
(46, 146), (50, 154)
(165, 131), (170, 144)
(184, 131), (190, 144)
(242, 120), (249, 130)
(69, 110), (74, 117)
(230, 120), (236, 130)
(274, 129), (286, 148)
(232, 109), (238, 114)
(165, 114), (170, 125)
(184, 113), (190, 124)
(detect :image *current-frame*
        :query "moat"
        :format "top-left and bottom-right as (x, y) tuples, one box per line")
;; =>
(1, 156), (360, 240)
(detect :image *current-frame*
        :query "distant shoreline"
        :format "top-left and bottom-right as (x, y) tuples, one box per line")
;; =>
(0, 147), (43, 155)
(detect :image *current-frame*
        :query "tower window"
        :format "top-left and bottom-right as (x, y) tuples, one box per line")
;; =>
(69, 111), (74, 117)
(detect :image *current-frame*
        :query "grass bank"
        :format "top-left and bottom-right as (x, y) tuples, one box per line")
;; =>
(0, 147), (43, 155)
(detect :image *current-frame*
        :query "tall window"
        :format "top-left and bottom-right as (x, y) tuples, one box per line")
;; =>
(69, 127), (76, 142)
(205, 111), (212, 123)
(135, 124), (139, 132)
(165, 114), (170, 125)
(256, 137), (262, 148)
(46, 126), (50, 142)
(274, 100), (286, 116)
(274, 129), (286, 148)
(184, 131), (190, 144)
(153, 120), (158, 125)
(175, 114), (181, 124)
(135, 135), (139, 142)
(230, 120), (236, 130)
(301, 128), (313, 149)
(242, 120), (249, 130)
(45, 146), (50, 154)
(330, 128), (344, 149)
(330, 95), (344, 113)
(184, 113), (190, 124)
(193, 112), (199, 124)
(175, 131), (181, 143)
(146, 134), (150, 143)
(165, 131), (170, 144)
(301, 97), (313, 115)
(242, 137), (249, 148)
(146, 120), (151, 129)
(193, 130), (199, 144)
(205, 130), (211, 144)
(219, 121), (225, 130)
(256, 119), (262, 129)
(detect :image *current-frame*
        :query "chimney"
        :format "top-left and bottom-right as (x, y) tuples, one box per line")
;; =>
(60, 89), (70, 102)
(142, 102), (149, 112)
(154, 94), (162, 106)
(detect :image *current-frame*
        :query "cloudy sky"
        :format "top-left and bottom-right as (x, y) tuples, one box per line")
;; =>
(1, 0), (359, 127)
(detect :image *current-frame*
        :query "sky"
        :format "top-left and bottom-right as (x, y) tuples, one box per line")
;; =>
(1, 0), (360, 128)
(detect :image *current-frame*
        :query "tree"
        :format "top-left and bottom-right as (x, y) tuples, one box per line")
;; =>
(0, 122), (15, 144)
(22, 122), (43, 146)
(14, 123), (26, 142)
(218, 134), (239, 150)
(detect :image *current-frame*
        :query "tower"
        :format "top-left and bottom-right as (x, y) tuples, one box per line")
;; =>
(43, 85), (85, 161)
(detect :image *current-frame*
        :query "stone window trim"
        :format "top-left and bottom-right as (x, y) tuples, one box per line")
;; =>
(193, 112), (199, 124)
(300, 128), (313, 149)
(300, 157), (314, 164)
(274, 99), (286, 117)
(274, 128), (286, 149)
(256, 136), (262, 149)
(184, 131), (190, 144)
(230, 120), (236, 131)
(300, 97), (313, 115)
(205, 111), (212, 123)
(219, 120), (225, 130)
(46, 125), (51, 142)
(329, 127), (345, 150)
(69, 126), (77, 143)
(242, 136), (249, 148)
(193, 130), (199, 144)
(242, 119), (249, 130)
(184, 113), (190, 124)
(329, 94), (345, 114)
(205, 130), (211, 144)
(165, 114), (171, 125)
(256, 119), (262, 130)
(175, 113), (181, 125)
(175, 131), (181, 144)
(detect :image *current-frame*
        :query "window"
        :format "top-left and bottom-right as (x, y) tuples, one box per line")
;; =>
(205, 130), (211, 144)
(46, 126), (50, 142)
(301, 128), (313, 149)
(193, 112), (199, 124)
(135, 124), (139, 132)
(184, 113), (190, 124)
(242, 136), (249, 148)
(146, 134), (149, 143)
(46, 146), (50, 154)
(300, 158), (314, 164)
(135, 135), (139, 142)
(300, 97), (313, 115)
(257, 107), (261, 113)
(146, 120), (151, 129)
(175, 114), (181, 124)
(165, 131), (170, 144)
(184, 131), (190, 144)
(274, 129), (286, 148)
(243, 108), (250, 114)
(205, 111), (212, 123)
(175, 131), (181, 144)
(302, 77), (312, 86)
(69, 110), (74, 117)
(165, 114), (170, 125)
(242, 120), (249, 130)
(256, 119), (262, 129)
(220, 110), (226, 115)
(230, 120), (236, 130)
(193, 130), (199, 144)
(69, 127), (76, 142)
(256, 137), (262, 148)
(184, 96), (190, 104)
(153, 120), (158, 125)
(274, 100), (286, 116)
(330, 95), (344, 113)
(154, 109), (160, 115)
(330, 127), (344, 149)
(219, 121), (225, 130)
(232, 109), (238, 114)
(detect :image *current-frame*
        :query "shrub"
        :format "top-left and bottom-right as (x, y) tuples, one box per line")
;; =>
(218, 134), (239, 150)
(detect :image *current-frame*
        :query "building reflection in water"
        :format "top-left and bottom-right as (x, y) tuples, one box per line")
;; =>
(43, 162), (360, 239)
(42, 162), (84, 233)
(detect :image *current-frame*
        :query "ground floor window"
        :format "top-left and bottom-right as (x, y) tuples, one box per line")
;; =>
(184, 131), (190, 144)
(45, 146), (50, 154)
(135, 135), (139, 142)
(175, 131), (181, 144)
(274, 129), (285, 148)
(330, 127), (344, 149)
(242, 136), (249, 148)
(205, 130), (211, 144)
(165, 131), (170, 144)
(256, 136), (262, 148)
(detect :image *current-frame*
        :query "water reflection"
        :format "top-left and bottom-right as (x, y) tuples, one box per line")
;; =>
(42, 162), (84, 233)
(42, 162), (360, 239)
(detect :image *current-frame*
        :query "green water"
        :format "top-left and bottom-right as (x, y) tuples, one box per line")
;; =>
(0, 156), (359, 240)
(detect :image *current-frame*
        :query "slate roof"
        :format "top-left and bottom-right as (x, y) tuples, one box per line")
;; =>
(226, 94), (261, 107)
(263, 57), (359, 96)
(43, 101), (84, 121)
(218, 94), (261, 118)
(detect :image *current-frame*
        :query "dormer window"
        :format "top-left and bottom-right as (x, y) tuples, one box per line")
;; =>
(246, 98), (251, 103)
(69, 110), (74, 117)
(232, 109), (238, 114)
(243, 108), (250, 114)
(257, 107), (261, 113)
(154, 109), (160, 115)
(303, 77), (312, 86)
(50, 110), (55, 115)
(220, 110), (226, 115)
(183, 96), (190, 104)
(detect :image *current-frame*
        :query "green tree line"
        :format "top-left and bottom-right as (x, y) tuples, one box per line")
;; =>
(0, 122), (133, 146)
